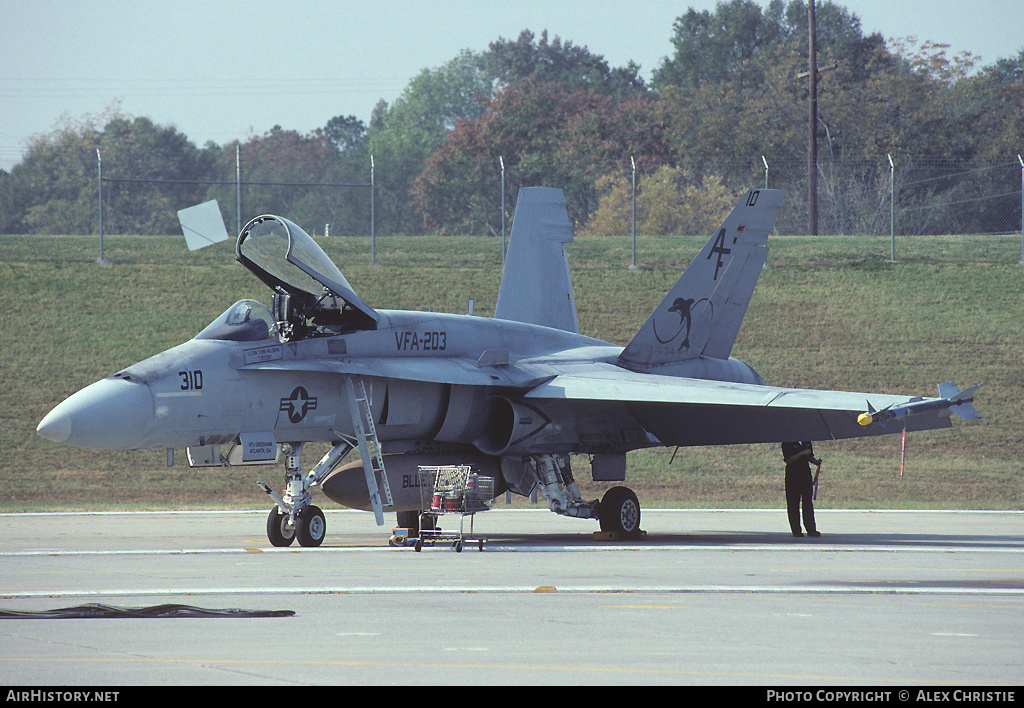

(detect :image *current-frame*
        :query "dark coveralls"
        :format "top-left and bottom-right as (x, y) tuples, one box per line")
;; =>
(781, 441), (819, 537)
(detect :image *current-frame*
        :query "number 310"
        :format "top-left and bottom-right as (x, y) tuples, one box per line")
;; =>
(179, 370), (203, 391)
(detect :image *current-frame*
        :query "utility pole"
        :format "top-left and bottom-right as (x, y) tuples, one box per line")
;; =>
(797, 0), (836, 236)
(807, 0), (818, 237)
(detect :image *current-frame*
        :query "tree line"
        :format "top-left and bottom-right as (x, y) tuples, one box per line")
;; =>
(2, 0), (1022, 237)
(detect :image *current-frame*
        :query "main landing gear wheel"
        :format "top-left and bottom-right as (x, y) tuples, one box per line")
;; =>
(267, 507), (296, 547)
(599, 486), (641, 539)
(296, 505), (326, 547)
(396, 510), (419, 536)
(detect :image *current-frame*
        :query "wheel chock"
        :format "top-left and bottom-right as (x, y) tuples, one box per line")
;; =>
(388, 528), (417, 547)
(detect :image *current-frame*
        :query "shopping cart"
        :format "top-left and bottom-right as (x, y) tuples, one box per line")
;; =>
(414, 465), (494, 552)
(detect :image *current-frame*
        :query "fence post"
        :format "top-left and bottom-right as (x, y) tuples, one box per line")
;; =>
(96, 149), (108, 265)
(762, 155), (769, 189)
(1018, 154), (1023, 265)
(887, 154), (896, 263)
(500, 155), (506, 264)
(236, 144), (242, 236)
(374, 154), (378, 266)
(629, 156), (638, 271)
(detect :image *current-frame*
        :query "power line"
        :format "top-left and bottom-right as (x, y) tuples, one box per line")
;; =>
(0, 77), (408, 100)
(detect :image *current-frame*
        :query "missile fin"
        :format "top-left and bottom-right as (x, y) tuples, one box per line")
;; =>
(938, 382), (981, 421)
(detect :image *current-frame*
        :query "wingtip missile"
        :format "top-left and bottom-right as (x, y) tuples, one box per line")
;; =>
(857, 401), (893, 428)
(858, 383), (980, 427)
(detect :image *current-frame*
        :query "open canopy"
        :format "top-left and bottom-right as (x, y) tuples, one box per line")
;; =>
(236, 215), (378, 325)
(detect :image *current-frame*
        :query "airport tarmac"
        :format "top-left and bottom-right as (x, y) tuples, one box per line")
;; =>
(0, 508), (1021, 686)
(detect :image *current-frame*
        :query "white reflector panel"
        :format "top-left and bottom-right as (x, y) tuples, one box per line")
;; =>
(178, 200), (229, 251)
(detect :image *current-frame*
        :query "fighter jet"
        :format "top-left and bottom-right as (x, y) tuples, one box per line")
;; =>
(36, 188), (979, 546)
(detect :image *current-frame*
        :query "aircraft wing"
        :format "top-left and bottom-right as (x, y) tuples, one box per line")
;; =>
(241, 353), (974, 446)
(240, 356), (536, 389)
(524, 368), (964, 445)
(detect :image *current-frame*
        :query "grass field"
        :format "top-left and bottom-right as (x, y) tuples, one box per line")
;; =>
(2, 230), (1021, 512)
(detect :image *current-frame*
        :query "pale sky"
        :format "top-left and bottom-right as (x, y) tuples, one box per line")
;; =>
(2, 0), (1022, 167)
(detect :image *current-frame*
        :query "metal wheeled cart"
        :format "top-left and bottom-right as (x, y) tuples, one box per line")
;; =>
(414, 465), (493, 552)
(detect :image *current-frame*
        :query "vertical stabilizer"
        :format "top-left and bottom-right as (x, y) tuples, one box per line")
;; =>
(619, 189), (784, 367)
(494, 187), (579, 333)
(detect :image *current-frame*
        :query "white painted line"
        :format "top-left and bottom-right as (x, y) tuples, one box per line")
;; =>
(2, 509), (1021, 518)
(1, 543), (1020, 558)
(3, 584), (1022, 600)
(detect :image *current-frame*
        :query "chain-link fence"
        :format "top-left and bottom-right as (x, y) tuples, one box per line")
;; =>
(97, 147), (373, 240)
(91, 149), (1024, 253)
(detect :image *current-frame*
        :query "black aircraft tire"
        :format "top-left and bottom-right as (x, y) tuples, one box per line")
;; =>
(296, 505), (326, 547)
(396, 510), (419, 536)
(599, 486), (641, 538)
(267, 507), (296, 547)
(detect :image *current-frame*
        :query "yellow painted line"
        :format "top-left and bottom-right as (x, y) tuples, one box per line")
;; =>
(604, 604), (685, 609)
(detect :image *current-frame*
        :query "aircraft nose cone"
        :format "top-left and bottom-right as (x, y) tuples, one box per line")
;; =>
(36, 377), (153, 449)
(36, 408), (72, 444)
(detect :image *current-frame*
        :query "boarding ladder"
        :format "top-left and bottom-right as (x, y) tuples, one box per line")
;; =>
(344, 375), (391, 525)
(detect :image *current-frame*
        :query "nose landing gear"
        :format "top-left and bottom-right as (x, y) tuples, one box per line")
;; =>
(265, 504), (327, 548)
(259, 441), (353, 547)
(266, 506), (296, 547)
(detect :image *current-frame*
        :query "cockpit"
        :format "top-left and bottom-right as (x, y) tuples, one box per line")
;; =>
(234, 215), (379, 341)
(195, 299), (278, 342)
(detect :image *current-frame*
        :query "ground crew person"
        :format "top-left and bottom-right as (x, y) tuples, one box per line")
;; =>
(781, 441), (821, 537)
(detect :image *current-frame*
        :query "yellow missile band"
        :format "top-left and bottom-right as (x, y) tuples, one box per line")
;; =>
(857, 413), (873, 426)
